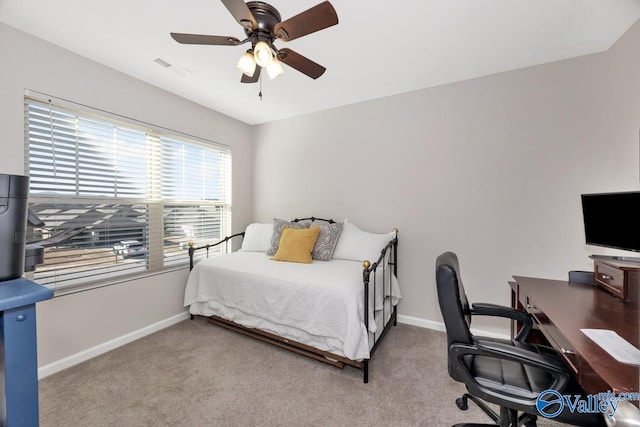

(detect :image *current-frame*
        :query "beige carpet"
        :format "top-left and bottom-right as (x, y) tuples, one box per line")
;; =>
(39, 318), (560, 426)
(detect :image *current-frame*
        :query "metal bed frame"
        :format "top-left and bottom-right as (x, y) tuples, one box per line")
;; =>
(187, 217), (398, 383)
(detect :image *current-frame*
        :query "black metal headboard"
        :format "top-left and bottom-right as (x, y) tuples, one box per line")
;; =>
(291, 217), (336, 224)
(188, 217), (342, 270)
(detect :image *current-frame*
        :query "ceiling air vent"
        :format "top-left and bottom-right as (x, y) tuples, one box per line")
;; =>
(153, 57), (172, 68)
(152, 57), (191, 77)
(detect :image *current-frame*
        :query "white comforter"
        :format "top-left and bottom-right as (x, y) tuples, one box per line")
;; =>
(184, 251), (401, 360)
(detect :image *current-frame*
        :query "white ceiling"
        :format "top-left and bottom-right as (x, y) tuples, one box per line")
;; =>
(1, 0), (639, 125)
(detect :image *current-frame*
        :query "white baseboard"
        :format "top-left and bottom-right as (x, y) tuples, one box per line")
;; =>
(38, 311), (190, 379)
(39, 312), (507, 379)
(397, 314), (446, 332)
(397, 314), (510, 341)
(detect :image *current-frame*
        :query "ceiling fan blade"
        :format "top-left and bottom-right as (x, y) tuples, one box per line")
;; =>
(171, 33), (241, 46)
(221, 0), (258, 31)
(277, 48), (326, 79)
(274, 1), (338, 42)
(241, 66), (262, 83)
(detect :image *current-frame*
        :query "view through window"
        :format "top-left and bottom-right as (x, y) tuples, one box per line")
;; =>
(24, 96), (231, 293)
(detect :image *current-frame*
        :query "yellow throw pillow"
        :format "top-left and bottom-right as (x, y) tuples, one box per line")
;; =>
(271, 226), (321, 264)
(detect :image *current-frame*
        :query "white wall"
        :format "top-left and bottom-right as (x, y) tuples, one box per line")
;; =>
(0, 22), (253, 366)
(253, 20), (640, 334)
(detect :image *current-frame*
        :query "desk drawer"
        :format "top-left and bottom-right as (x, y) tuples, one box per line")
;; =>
(595, 262), (625, 299)
(526, 296), (581, 376)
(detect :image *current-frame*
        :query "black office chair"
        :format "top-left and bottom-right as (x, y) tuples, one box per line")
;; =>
(435, 252), (605, 427)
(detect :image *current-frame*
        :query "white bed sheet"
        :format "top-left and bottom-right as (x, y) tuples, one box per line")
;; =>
(184, 251), (401, 360)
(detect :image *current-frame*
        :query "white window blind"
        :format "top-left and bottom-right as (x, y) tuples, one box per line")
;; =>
(24, 96), (231, 294)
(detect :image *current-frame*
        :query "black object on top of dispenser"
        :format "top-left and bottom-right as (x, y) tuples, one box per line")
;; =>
(0, 174), (30, 282)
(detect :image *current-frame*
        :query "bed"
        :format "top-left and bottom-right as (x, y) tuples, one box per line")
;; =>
(184, 217), (401, 383)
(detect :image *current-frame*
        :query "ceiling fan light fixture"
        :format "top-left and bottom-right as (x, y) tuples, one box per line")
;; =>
(254, 40), (273, 67)
(266, 57), (284, 79)
(236, 50), (256, 77)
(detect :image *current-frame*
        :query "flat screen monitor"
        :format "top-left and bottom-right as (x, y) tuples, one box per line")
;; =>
(581, 191), (640, 253)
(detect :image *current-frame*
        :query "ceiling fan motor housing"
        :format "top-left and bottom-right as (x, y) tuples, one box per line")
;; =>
(244, 1), (282, 40)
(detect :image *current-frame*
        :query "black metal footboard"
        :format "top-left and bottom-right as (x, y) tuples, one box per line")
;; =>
(362, 229), (399, 383)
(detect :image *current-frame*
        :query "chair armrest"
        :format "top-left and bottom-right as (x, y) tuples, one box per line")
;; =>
(471, 303), (533, 341)
(458, 340), (568, 374)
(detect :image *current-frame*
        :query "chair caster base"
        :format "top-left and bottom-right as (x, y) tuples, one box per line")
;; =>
(452, 394), (538, 427)
(456, 397), (469, 410)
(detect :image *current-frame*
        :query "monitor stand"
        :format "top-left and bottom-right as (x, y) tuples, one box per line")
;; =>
(589, 254), (640, 263)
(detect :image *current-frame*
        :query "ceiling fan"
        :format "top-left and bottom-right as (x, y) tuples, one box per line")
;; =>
(170, 0), (338, 83)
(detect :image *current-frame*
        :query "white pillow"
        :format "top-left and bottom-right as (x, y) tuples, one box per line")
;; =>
(240, 223), (273, 252)
(332, 222), (396, 262)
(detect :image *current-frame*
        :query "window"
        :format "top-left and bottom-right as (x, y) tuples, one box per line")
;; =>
(24, 95), (231, 294)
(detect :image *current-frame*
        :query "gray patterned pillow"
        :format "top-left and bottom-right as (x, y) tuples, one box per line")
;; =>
(311, 222), (343, 261)
(266, 218), (310, 256)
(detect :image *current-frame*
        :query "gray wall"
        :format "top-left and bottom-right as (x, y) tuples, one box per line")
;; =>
(253, 20), (640, 334)
(0, 22), (254, 366)
(1, 17), (639, 367)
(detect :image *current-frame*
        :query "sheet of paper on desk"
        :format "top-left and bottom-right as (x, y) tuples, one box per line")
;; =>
(581, 329), (640, 366)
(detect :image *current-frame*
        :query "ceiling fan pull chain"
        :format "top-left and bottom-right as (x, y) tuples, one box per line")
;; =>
(258, 72), (263, 100)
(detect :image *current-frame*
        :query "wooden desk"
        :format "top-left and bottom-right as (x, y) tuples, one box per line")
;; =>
(511, 276), (639, 396)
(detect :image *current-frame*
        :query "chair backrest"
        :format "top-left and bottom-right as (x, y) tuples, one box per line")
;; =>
(435, 252), (473, 348)
(568, 270), (595, 285)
